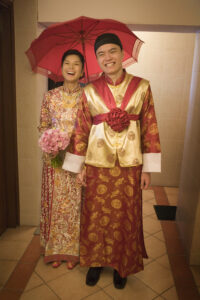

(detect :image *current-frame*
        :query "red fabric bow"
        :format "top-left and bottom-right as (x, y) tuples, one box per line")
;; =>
(105, 108), (130, 132)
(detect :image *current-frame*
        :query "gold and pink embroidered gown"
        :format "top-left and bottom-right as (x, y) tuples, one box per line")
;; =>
(38, 85), (83, 264)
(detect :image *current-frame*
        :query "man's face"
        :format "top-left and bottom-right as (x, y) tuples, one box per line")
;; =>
(96, 43), (124, 77)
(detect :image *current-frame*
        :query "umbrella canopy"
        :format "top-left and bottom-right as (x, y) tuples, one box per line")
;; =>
(26, 16), (143, 83)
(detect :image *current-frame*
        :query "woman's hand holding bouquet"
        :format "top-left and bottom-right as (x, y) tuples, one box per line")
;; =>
(39, 128), (70, 168)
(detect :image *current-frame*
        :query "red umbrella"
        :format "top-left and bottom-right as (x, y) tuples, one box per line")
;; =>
(26, 16), (143, 83)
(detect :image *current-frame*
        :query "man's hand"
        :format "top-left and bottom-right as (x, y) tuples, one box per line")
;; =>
(141, 172), (151, 190)
(76, 167), (86, 186)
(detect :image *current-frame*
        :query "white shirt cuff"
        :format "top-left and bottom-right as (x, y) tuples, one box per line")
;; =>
(142, 153), (161, 173)
(62, 152), (85, 173)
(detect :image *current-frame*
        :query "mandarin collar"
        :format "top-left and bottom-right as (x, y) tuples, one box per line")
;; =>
(104, 69), (126, 86)
(62, 84), (81, 94)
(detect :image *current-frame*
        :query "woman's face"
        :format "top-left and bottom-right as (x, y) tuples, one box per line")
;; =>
(61, 54), (83, 83)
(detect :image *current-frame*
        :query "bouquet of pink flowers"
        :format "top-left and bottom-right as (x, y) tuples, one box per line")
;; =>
(39, 128), (70, 167)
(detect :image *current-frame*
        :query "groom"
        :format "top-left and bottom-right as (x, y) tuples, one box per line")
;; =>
(63, 33), (161, 289)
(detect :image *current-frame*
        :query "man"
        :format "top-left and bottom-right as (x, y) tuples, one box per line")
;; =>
(63, 33), (161, 289)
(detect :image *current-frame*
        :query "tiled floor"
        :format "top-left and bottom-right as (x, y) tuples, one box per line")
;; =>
(0, 187), (200, 300)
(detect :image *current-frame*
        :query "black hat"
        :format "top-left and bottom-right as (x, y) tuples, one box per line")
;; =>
(94, 33), (123, 53)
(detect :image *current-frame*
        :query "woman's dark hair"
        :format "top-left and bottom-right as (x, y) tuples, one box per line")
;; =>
(61, 49), (85, 70)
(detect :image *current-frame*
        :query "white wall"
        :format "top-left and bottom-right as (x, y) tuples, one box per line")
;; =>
(37, 0), (200, 26)
(14, 0), (46, 225)
(176, 33), (200, 264)
(127, 31), (195, 186)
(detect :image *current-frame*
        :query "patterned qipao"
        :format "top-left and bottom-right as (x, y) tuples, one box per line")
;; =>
(38, 85), (83, 264)
(64, 71), (161, 277)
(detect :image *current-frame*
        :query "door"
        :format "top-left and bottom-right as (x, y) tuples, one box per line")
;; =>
(0, 0), (19, 234)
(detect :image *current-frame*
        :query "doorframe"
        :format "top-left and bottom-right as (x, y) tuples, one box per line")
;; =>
(0, 0), (19, 233)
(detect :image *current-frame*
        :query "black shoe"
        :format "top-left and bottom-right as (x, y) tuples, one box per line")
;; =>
(113, 269), (127, 289)
(86, 267), (103, 286)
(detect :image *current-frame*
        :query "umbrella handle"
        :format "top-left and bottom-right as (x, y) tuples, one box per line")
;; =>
(80, 31), (89, 83)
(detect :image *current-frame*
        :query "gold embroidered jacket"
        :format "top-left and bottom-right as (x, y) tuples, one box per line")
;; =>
(69, 72), (161, 168)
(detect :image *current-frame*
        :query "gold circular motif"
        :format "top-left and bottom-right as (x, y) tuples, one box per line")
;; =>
(87, 151), (92, 160)
(88, 232), (98, 242)
(107, 154), (115, 163)
(109, 166), (121, 177)
(118, 148), (125, 156)
(76, 142), (86, 152)
(116, 94), (123, 101)
(128, 131), (135, 140)
(124, 185), (133, 197)
(132, 158), (139, 165)
(105, 245), (112, 255)
(97, 139), (105, 148)
(99, 215), (110, 227)
(80, 245), (87, 255)
(111, 199), (122, 209)
(116, 94), (123, 104)
(97, 184), (107, 195)
(113, 230), (122, 241)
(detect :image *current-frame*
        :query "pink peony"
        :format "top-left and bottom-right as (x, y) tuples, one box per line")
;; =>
(38, 129), (70, 155)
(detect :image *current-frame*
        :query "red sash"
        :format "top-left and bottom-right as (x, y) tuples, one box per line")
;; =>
(92, 75), (141, 125)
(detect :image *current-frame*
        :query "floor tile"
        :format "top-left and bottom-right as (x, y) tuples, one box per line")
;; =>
(104, 276), (157, 300)
(135, 261), (174, 294)
(143, 190), (155, 201)
(161, 286), (178, 299)
(164, 187), (179, 206)
(145, 236), (166, 259)
(4, 262), (37, 292)
(20, 284), (59, 300)
(84, 290), (113, 299)
(0, 240), (29, 260)
(24, 272), (44, 291)
(144, 231), (150, 238)
(0, 260), (18, 286)
(143, 216), (162, 234)
(153, 187), (169, 205)
(156, 255), (171, 269)
(0, 226), (36, 242)
(144, 257), (154, 266)
(153, 231), (165, 242)
(48, 268), (100, 300)
(143, 202), (157, 216)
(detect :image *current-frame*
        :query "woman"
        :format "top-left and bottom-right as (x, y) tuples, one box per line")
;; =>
(38, 49), (84, 269)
